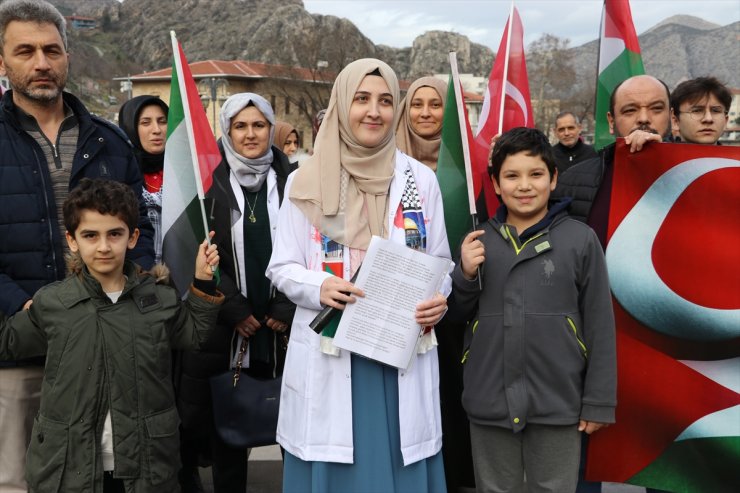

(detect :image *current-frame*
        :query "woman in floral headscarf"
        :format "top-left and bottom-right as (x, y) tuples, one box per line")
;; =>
(267, 59), (450, 492)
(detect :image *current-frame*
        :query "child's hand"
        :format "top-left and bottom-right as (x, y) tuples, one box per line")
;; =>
(487, 133), (501, 163)
(578, 420), (608, 434)
(195, 231), (219, 280)
(416, 293), (447, 327)
(320, 276), (364, 310)
(461, 229), (486, 280)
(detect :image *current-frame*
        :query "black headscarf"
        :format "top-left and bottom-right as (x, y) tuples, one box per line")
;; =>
(118, 95), (169, 174)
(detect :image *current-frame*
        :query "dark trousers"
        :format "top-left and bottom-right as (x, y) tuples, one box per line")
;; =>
(436, 318), (476, 490)
(210, 428), (248, 493)
(103, 472), (125, 493)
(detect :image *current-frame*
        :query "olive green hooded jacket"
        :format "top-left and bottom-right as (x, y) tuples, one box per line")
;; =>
(0, 260), (224, 492)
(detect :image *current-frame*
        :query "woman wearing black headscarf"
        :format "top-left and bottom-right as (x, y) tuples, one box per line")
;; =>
(118, 95), (169, 263)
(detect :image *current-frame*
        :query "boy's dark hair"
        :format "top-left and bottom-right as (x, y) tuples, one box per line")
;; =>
(0, 0), (67, 54)
(670, 76), (731, 115)
(63, 178), (139, 235)
(489, 127), (557, 181)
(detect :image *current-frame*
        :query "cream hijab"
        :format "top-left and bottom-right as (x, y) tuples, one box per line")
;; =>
(395, 76), (448, 171)
(289, 59), (400, 250)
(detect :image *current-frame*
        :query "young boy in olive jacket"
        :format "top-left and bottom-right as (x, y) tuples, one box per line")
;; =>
(449, 128), (616, 493)
(0, 179), (223, 493)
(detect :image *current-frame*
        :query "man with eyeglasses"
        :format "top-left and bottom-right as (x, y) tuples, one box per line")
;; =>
(671, 76), (731, 145)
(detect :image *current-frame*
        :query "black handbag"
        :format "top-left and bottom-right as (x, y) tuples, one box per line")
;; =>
(209, 337), (281, 448)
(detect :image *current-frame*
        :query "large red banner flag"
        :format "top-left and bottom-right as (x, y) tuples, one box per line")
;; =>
(586, 140), (740, 492)
(472, 4), (533, 219)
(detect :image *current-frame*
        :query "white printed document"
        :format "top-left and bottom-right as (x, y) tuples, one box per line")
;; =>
(333, 236), (453, 369)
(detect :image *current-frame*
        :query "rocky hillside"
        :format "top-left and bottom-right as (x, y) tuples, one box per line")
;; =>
(110, 0), (492, 79)
(41, 1), (739, 120)
(567, 16), (739, 97)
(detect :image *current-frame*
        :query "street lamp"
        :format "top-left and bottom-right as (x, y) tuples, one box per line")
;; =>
(198, 77), (229, 135)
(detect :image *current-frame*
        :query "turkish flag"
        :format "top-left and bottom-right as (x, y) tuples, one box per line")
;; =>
(472, 6), (532, 220)
(586, 141), (740, 491)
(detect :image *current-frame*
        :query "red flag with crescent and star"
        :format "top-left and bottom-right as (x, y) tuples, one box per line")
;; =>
(585, 140), (740, 492)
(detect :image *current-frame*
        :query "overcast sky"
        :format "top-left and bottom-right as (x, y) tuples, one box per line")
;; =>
(303, 0), (740, 49)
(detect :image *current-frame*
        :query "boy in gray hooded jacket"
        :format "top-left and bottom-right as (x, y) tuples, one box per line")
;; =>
(449, 128), (616, 493)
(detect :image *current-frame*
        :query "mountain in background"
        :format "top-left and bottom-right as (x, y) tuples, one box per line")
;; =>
(568, 15), (738, 96)
(48, 0), (739, 119)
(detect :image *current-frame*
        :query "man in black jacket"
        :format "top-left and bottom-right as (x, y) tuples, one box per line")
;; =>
(553, 74), (672, 493)
(0, 2), (154, 491)
(551, 111), (598, 174)
(554, 75), (672, 245)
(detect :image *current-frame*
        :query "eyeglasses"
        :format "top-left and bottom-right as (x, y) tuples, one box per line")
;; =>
(678, 107), (729, 120)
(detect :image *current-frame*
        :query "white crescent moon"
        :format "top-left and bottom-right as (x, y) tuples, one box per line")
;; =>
(606, 157), (740, 341)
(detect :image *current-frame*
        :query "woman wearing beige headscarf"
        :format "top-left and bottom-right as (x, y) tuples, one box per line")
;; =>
(398, 77), (477, 492)
(267, 59), (451, 492)
(396, 76), (448, 170)
(274, 120), (300, 158)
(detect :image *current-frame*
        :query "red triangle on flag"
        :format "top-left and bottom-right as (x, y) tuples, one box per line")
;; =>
(586, 302), (740, 482)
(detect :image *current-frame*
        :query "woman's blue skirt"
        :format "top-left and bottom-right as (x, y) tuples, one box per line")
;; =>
(282, 354), (447, 492)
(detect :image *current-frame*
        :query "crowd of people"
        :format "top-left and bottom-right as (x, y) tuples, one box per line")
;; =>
(0, 0), (735, 492)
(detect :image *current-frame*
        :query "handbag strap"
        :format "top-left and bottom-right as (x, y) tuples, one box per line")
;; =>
(232, 337), (248, 388)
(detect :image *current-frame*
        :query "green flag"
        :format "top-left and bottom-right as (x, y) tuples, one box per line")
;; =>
(436, 75), (474, 258)
(594, 0), (645, 150)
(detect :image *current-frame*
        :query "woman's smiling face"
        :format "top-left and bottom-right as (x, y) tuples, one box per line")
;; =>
(348, 75), (394, 148)
(229, 105), (271, 159)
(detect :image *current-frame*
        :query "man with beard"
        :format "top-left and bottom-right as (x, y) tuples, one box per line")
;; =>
(551, 111), (598, 173)
(554, 75), (672, 245)
(0, 2), (153, 491)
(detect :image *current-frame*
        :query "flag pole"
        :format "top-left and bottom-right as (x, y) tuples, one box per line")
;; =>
(497, 0), (515, 135)
(449, 52), (477, 218)
(170, 31), (213, 248)
(594, 1), (606, 146)
(449, 52), (482, 287)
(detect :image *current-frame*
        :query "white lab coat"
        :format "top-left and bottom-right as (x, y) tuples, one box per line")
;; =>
(266, 151), (452, 466)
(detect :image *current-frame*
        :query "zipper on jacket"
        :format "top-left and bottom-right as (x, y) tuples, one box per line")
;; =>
(461, 319), (479, 364)
(504, 225), (545, 255)
(566, 316), (588, 358)
(27, 138), (60, 278)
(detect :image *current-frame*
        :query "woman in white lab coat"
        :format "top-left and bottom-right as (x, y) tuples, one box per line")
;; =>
(266, 58), (451, 492)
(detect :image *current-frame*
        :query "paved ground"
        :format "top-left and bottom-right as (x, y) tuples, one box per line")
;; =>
(200, 445), (283, 493)
(199, 444), (647, 493)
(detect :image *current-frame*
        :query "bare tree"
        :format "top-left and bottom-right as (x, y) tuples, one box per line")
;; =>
(527, 34), (576, 135)
(263, 27), (357, 130)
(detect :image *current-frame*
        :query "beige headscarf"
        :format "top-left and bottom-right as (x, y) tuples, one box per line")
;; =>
(274, 121), (299, 154)
(395, 77), (448, 171)
(289, 59), (400, 250)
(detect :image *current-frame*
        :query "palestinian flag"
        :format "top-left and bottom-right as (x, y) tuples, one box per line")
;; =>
(594, 0), (645, 150)
(161, 34), (221, 296)
(436, 59), (477, 258)
(585, 141), (740, 492)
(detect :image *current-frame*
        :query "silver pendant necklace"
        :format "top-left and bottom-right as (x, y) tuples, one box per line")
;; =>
(245, 188), (260, 223)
